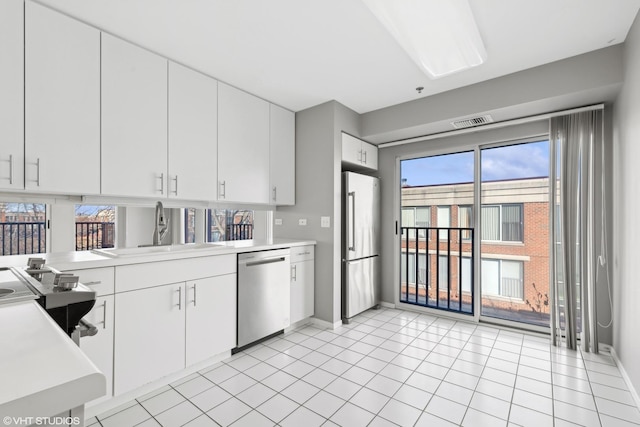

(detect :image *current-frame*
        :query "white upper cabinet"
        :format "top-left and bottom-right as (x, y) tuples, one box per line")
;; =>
(25, 2), (101, 194)
(342, 132), (378, 171)
(269, 104), (295, 205)
(168, 62), (218, 201)
(101, 34), (168, 198)
(218, 82), (270, 204)
(0, 0), (24, 191)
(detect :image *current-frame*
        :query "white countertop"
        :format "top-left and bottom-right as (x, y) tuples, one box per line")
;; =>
(0, 301), (105, 418)
(0, 238), (316, 271)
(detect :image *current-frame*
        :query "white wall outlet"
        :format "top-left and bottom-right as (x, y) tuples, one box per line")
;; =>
(321, 216), (331, 228)
(274, 218), (283, 226)
(298, 218), (307, 226)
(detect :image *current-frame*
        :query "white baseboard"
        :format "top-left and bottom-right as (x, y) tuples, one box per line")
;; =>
(606, 345), (640, 410)
(285, 318), (313, 333)
(85, 350), (230, 420)
(311, 317), (343, 330)
(379, 301), (395, 309)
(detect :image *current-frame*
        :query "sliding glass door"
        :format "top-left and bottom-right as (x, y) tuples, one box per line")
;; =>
(479, 140), (550, 327)
(398, 139), (552, 330)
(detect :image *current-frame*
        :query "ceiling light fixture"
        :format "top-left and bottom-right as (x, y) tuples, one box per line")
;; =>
(362, 0), (487, 79)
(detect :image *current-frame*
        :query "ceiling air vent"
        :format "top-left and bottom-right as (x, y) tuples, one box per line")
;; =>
(451, 114), (494, 129)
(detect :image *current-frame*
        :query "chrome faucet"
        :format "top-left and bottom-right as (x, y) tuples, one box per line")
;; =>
(153, 201), (169, 245)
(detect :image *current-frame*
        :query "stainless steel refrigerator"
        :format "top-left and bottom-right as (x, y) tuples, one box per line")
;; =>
(342, 171), (380, 323)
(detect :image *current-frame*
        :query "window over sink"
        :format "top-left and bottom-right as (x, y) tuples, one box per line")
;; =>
(184, 208), (254, 243)
(0, 202), (46, 255)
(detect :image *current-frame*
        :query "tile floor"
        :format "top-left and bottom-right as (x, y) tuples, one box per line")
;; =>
(90, 307), (640, 427)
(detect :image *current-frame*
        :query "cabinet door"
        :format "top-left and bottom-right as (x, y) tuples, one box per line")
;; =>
(102, 34), (168, 198)
(269, 104), (295, 205)
(341, 133), (363, 167)
(218, 82), (270, 204)
(360, 141), (378, 170)
(25, 2), (100, 194)
(168, 62), (218, 201)
(290, 260), (314, 324)
(114, 283), (185, 395)
(80, 295), (114, 406)
(186, 274), (236, 366)
(0, 0), (24, 190)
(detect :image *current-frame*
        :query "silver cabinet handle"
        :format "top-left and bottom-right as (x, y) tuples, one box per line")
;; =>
(348, 191), (356, 251)
(172, 175), (178, 196)
(102, 300), (107, 329)
(8, 154), (13, 185)
(362, 150), (367, 164)
(219, 180), (226, 199)
(35, 158), (41, 186)
(192, 283), (197, 307)
(177, 287), (182, 310)
(272, 186), (277, 202)
(83, 281), (102, 286)
(158, 173), (164, 194)
(291, 264), (297, 281)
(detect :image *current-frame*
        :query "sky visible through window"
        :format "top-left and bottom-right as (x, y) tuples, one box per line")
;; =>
(401, 140), (549, 186)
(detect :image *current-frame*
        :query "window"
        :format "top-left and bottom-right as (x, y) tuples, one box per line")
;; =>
(207, 209), (254, 242)
(0, 203), (46, 255)
(481, 204), (523, 242)
(402, 206), (430, 238)
(438, 255), (449, 290)
(401, 252), (427, 287)
(481, 259), (524, 299)
(75, 205), (115, 251)
(461, 257), (472, 293)
(437, 206), (450, 240)
(184, 208), (196, 244)
(458, 205), (473, 240)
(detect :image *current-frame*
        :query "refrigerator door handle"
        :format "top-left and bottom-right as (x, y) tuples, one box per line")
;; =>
(348, 191), (356, 252)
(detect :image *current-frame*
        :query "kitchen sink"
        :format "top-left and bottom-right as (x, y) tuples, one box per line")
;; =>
(92, 243), (227, 258)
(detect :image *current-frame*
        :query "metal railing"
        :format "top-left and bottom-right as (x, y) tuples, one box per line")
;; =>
(227, 224), (253, 241)
(75, 222), (115, 251)
(0, 222), (46, 256)
(400, 226), (475, 315)
(501, 277), (524, 299)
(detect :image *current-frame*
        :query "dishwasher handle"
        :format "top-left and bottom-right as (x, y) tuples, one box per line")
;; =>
(245, 256), (287, 267)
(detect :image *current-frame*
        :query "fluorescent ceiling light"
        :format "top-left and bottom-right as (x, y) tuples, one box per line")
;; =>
(362, 0), (487, 79)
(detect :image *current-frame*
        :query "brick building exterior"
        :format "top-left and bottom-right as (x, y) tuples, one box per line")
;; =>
(401, 177), (550, 325)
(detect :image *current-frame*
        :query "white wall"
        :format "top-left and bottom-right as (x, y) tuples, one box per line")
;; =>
(613, 13), (640, 394)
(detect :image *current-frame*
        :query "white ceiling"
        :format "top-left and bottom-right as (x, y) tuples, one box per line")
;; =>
(38, 0), (640, 114)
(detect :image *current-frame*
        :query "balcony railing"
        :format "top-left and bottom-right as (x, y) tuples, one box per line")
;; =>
(76, 222), (115, 251)
(0, 222), (46, 256)
(400, 226), (475, 315)
(227, 223), (253, 241)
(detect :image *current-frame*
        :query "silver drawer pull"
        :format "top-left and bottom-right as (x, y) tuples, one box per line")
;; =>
(83, 281), (102, 286)
(102, 300), (107, 329)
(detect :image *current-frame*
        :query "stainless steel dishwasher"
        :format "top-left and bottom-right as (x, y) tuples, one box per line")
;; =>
(236, 248), (291, 349)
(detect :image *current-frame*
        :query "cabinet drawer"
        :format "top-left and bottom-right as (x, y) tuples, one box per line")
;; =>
(64, 267), (115, 296)
(291, 245), (314, 263)
(115, 254), (236, 293)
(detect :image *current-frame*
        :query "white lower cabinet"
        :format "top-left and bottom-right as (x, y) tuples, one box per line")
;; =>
(186, 274), (236, 366)
(114, 283), (185, 395)
(79, 295), (114, 406)
(290, 246), (315, 324)
(111, 255), (237, 396)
